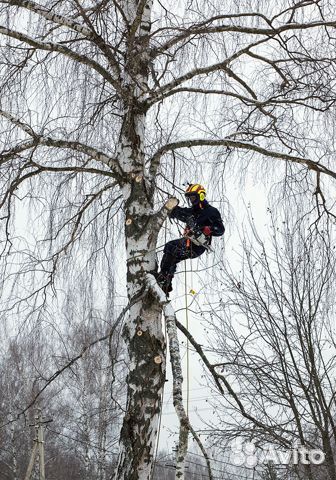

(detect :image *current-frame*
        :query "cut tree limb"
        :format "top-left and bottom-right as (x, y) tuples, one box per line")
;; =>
(149, 197), (179, 235)
(146, 274), (214, 480)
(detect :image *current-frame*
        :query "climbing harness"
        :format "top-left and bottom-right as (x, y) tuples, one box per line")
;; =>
(182, 215), (214, 252)
(184, 261), (190, 417)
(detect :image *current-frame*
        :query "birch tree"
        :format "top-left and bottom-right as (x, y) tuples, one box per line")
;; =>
(1, 1), (336, 479)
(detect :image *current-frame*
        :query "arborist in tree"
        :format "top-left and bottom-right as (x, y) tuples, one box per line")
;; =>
(155, 183), (225, 296)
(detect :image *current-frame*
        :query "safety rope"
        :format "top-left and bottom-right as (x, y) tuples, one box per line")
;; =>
(184, 261), (190, 418)
(184, 235), (195, 419)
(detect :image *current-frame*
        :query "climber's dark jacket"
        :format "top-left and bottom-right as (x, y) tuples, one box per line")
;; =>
(160, 200), (225, 278)
(169, 200), (225, 242)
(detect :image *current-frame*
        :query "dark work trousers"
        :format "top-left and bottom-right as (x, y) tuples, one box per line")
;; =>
(160, 238), (206, 277)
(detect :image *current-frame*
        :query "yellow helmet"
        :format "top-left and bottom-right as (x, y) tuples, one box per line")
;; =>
(185, 183), (206, 203)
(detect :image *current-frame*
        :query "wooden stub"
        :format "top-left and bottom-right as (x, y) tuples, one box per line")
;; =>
(126, 218), (132, 225)
(154, 355), (162, 364)
(165, 197), (179, 211)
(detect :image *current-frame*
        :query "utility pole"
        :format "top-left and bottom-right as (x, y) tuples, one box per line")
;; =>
(36, 409), (46, 480)
(24, 442), (37, 480)
(25, 408), (51, 480)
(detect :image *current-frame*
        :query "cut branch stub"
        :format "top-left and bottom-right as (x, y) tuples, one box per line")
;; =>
(165, 197), (179, 211)
(148, 197), (179, 240)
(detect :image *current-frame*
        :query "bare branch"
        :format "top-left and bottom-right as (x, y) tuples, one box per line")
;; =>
(0, 25), (123, 94)
(2, 0), (94, 38)
(149, 138), (336, 182)
(0, 108), (124, 180)
(148, 36), (269, 101)
(151, 18), (336, 57)
(175, 319), (294, 447)
(16, 291), (146, 418)
(72, 0), (122, 76)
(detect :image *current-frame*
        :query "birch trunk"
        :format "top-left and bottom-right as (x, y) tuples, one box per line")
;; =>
(114, 2), (168, 478)
(114, 198), (166, 479)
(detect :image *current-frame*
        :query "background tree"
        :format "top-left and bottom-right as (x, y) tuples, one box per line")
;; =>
(1, 1), (336, 478)
(0, 301), (123, 480)
(198, 212), (336, 480)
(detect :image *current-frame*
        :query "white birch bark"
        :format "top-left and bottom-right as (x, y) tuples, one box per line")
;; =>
(114, 198), (177, 478)
(114, 215), (164, 480)
(146, 275), (214, 480)
(112, 2), (181, 477)
(165, 306), (189, 480)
